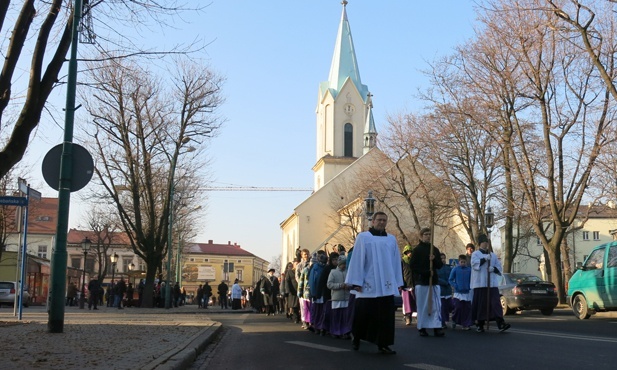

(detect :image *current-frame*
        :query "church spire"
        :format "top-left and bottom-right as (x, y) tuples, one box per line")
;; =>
(325, 1), (368, 100)
(364, 92), (377, 154)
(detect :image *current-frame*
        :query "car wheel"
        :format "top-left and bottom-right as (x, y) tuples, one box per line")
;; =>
(540, 308), (553, 316)
(500, 296), (513, 316)
(572, 294), (591, 320)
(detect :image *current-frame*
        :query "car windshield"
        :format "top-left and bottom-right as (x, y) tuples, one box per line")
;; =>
(508, 274), (542, 284)
(0, 282), (14, 289)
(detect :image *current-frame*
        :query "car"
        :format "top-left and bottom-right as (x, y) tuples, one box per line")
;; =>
(567, 241), (617, 319)
(498, 273), (558, 316)
(0, 281), (30, 307)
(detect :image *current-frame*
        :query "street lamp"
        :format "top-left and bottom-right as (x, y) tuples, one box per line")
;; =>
(79, 237), (91, 309)
(166, 137), (195, 309)
(129, 262), (135, 286)
(110, 252), (118, 303)
(485, 206), (495, 241)
(365, 190), (375, 223)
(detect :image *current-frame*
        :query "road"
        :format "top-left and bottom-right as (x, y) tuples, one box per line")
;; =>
(190, 308), (617, 370)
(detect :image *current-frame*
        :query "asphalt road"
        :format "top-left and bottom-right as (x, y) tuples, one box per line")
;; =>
(191, 308), (617, 370)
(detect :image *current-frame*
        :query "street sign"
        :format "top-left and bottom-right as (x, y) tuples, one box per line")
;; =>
(0, 196), (28, 206)
(17, 178), (42, 200)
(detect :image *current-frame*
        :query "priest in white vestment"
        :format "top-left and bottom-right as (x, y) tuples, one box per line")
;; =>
(345, 211), (403, 355)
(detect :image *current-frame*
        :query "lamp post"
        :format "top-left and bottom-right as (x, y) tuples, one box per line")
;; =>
(79, 237), (91, 309)
(365, 190), (375, 226)
(485, 206), (495, 246)
(165, 137), (195, 309)
(129, 262), (135, 285)
(110, 252), (118, 304)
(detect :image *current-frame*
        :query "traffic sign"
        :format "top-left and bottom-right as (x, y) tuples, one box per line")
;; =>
(0, 196), (28, 206)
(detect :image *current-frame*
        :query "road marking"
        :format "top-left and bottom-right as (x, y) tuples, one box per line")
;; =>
(285, 341), (351, 352)
(510, 329), (617, 343)
(518, 316), (566, 321)
(404, 364), (453, 370)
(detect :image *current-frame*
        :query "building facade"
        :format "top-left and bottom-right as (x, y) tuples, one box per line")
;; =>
(181, 240), (269, 299)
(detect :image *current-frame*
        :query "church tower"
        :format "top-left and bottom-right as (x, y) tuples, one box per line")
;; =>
(313, 1), (376, 191)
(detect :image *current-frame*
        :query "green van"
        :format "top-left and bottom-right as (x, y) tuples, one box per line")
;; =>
(567, 241), (617, 319)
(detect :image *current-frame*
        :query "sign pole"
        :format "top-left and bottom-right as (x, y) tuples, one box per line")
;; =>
(48, 0), (83, 333)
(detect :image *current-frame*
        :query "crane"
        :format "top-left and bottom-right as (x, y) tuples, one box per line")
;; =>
(200, 186), (312, 192)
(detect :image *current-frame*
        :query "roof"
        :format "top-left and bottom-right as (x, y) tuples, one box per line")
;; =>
(322, 1), (368, 101)
(186, 240), (257, 258)
(67, 228), (132, 246)
(5, 197), (58, 235)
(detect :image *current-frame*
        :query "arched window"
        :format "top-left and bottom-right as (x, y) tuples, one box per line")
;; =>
(344, 123), (353, 157)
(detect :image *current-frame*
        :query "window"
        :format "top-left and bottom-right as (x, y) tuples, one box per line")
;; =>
(36, 216), (51, 221)
(71, 257), (81, 269)
(189, 258), (195, 262)
(582, 231), (589, 241)
(608, 246), (617, 268)
(236, 270), (243, 281)
(584, 248), (605, 270)
(85, 257), (95, 273)
(344, 123), (353, 157)
(38, 245), (47, 259)
(122, 258), (132, 273)
(204, 258), (209, 262)
(593, 231), (600, 241)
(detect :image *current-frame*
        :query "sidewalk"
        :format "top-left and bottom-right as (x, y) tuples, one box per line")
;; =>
(0, 304), (249, 370)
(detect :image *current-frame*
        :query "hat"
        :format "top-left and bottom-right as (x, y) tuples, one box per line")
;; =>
(403, 244), (413, 254)
(337, 254), (347, 265)
(268, 268), (275, 273)
(478, 234), (489, 244)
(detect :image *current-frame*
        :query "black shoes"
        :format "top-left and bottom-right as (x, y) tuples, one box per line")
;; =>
(352, 337), (360, 351)
(476, 326), (485, 333)
(418, 328), (428, 337)
(498, 322), (511, 332)
(378, 346), (396, 355)
(434, 328), (445, 337)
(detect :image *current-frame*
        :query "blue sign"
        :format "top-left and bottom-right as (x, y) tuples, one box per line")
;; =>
(0, 196), (28, 206)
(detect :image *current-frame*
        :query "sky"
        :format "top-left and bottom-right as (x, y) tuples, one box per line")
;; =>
(21, 1), (479, 264)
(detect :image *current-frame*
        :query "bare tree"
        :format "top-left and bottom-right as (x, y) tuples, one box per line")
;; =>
(0, 1), (205, 178)
(471, 0), (617, 302)
(82, 57), (224, 307)
(81, 206), (124, 282)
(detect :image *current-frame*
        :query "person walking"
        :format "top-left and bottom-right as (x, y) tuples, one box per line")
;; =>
(409, 228), (444, 337)
(114, 278), (127, 309)
(471, 234), (511, 332)
(125, 283), (134, 307)
(345, 211), (403, 355)
(87, 277), (100, 310)
(400, 245), (416, 326)
(437, 253), (454, 328)
(285, 260), (300, 323)
(66, 282), (77, 306)
(217, 280), (229, 309)
(449, 254), (473, 330)
(196, 284), (204, 308)
(327, 254), (352, 338)
(203, 282), (212, 308)
(231, 279), (242, 310)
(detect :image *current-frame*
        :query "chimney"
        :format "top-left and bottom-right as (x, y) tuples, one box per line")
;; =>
(208, 240), (213, 244)
(228, 241), (231, 245)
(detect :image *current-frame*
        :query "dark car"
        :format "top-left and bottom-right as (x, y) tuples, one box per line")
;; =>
(498, 273), (558, 316)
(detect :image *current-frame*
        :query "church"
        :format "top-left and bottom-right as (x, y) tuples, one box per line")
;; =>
(280, 2), (466, 264)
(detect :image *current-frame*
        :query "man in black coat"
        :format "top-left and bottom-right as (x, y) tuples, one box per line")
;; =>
(217, 281), (229, 309)
(87, 278), (100, 310)
(409, 227), (444, 337)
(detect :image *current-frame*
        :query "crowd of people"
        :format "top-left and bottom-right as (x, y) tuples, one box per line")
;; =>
(70, 209), (511, 357)
(259, 211), (511, 355)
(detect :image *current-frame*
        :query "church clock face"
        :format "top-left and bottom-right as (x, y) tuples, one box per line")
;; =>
(344, 103), (355, 116)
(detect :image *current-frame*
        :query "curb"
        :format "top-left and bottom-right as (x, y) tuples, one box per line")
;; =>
(142, 322), (223, 370)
